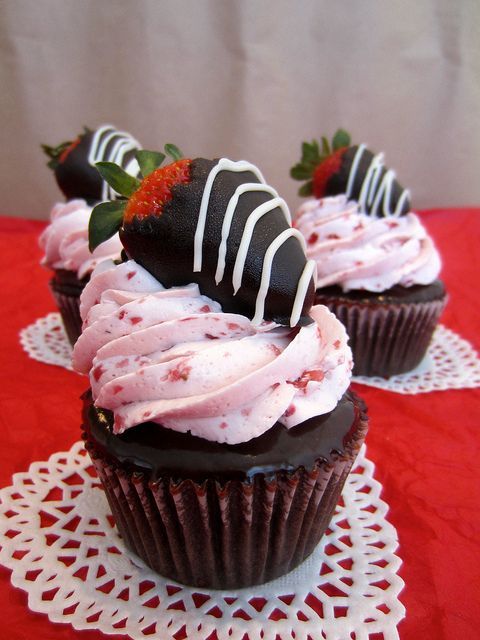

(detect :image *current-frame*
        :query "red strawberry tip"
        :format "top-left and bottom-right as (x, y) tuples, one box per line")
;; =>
(312, 146), (348, 198)
(123, 158), (192, 223)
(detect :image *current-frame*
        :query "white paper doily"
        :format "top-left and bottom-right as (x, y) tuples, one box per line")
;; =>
(0, 440), (405, 640)
(20, 312), (480, 394)
(19, 312), (75, 371)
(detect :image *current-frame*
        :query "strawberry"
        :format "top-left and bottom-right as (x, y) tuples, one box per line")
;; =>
(291, 129), (411, 217)
(89, 148), (315, 327)
(42, 136), (81, 170)
(290, 129), (351, 198)
(42, 125), (141, 203)
(88, 145), (187, 251)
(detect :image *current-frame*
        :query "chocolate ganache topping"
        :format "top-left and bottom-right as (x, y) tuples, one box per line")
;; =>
(42, 124), (141, 203)
(90, 151), (317, 327)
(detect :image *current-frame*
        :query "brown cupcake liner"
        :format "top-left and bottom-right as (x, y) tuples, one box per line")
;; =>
(315, 295), (446, 377)
(49, 281), (83, 346)
(82, 394), (368, 589)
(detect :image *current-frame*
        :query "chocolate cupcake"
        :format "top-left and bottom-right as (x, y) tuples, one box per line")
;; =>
(39, 125), (141, 344)
(73, 150), (368, 588)
(82, 388), (367, 588)
(293, 195), (446, 377)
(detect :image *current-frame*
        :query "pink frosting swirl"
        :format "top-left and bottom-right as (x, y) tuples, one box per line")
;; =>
(294, 195), (441, 292)
(39, 200), (122, 279)
(73, 260), (352, 445)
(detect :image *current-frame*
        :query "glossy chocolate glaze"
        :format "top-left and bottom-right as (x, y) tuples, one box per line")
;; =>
(120, 158), (315, 326)
(55, 132), (105, 203)
(83, 391), (364, 482)
(315, 279), (446, 306)
(326, 146), (410, 216)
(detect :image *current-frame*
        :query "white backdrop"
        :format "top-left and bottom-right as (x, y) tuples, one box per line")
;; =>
(0, 0), (479, 220)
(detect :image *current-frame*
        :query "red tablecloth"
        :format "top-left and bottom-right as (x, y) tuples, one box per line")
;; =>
(0, 209), (479, 640)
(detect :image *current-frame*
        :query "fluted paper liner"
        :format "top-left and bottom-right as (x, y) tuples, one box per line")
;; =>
(315, 294), (446, 377)
(82, 394), (368, 589)
(49, 277), (84, 346)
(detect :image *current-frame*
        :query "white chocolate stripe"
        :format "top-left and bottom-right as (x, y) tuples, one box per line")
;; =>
(215, 183), (280, 285)
(358, 152), (385, 216)
(251, 228), (307, 326)
(345, 144), (365, 200)
(194, 159), (265, 272)
(232, 197), (291, 294)
(346, 144), (409, 218)
(290, 259), (317, 327)
(87, 124), (141, 201)
(394, 189), (411, 216)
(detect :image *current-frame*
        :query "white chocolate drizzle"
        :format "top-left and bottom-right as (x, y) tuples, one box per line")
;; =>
(196, 159), (313, 326)
(346, 144), (410, 217)
(251, 228), (308, 326)
(231, 196), (291, 293)
(290, 259), (317, 327)
(215, 184), (287, 284)
(194, 159), (265, 272)
(88, 124), (141, 201)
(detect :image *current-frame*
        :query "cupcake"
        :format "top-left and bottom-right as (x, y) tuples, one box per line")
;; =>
(39, 124), (141, 344)
(291, 131), (447, 377)
(72, 150), (368, 588)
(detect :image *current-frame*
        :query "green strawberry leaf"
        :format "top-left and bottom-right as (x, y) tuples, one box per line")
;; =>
(290, 163), (314, 180)
(301, 140), (321, 165)
(164, 143), (183, 161)
(89, 201), (126, 252)
(298, 180), (314, 197)
(95, 162), (141, 197)
(332, 128), (351, 150)
(136, 150), (166, 177)
(41, 141), (73, 170)
(321, 136), (331, 156)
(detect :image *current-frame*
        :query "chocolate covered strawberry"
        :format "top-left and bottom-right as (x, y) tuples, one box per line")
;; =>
(42, 124), (141, 202)
(291, 129), (411, 217)
(89, 147), (315, 327)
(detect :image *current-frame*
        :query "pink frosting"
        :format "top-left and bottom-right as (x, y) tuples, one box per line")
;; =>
(39, 200), (122, 279)
(73, 260), (352, 445)
(294, 195), (441, 292)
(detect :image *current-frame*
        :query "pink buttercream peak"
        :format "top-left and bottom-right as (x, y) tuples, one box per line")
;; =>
(73, 260), (352, 445)
(295, 195), (441, 292)
(39, 200), (122, 279)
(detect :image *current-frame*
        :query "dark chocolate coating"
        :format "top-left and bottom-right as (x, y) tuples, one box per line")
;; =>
(55, 129), (139, 203)
(326, 146), (411, 217)
(120, 158), (315, 326)
(316, 279), (445, 306)
(83, 391), (362, 482)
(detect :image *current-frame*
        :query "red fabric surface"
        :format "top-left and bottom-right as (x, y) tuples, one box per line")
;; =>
(0, 209), (479, 639)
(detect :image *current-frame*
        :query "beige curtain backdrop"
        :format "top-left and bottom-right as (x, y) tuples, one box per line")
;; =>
(0, 0), (479, 220)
